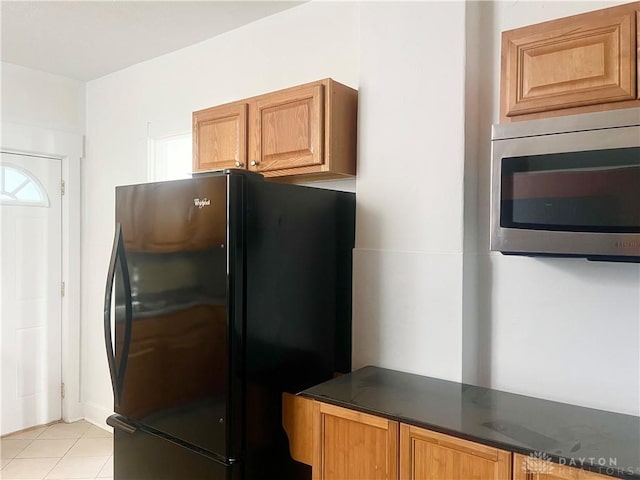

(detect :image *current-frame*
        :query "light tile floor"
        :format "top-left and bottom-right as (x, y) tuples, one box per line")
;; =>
(0, 420), (113, 480)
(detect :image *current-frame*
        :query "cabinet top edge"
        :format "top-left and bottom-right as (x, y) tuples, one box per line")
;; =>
(501, 0), (640, 38)
(192, 78), (357, 114)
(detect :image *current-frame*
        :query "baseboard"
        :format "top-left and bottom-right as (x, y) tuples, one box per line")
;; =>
(83, 401), (114, 429)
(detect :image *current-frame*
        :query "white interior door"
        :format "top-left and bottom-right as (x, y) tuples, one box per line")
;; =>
(0, 152), (62, 435)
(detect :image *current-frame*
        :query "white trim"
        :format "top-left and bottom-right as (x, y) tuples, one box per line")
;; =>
(83, 401), (113, 430)
(147, 131), (192, 182)
(1, 122), (83, 422)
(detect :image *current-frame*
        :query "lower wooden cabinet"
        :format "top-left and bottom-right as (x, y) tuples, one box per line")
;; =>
(313, 402), (398, 480)
(283, 395), (511, 480)
(283, 395), (619, 480)
(401, 424), (511, 480)
(513, 453), (614, 480)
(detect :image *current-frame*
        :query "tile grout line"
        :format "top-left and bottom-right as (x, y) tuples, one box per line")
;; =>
(94, 454), (111, 479)
(5, 436), (81, 480)
(44, 436), (81, 480)
(37, 426), (79, 480)
(0, 436), (34, 473)
(1, 421), (113, 479)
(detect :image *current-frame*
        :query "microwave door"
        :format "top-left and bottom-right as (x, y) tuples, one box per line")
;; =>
(501, 149), (639, 232)
(491, 124), (640, 260)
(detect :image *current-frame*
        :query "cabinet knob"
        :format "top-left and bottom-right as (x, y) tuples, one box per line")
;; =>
(250, 160), (259, 167)
(235, 161), (243, 168)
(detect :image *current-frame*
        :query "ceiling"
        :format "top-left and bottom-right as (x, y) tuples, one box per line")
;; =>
(1, 1), (303, 81)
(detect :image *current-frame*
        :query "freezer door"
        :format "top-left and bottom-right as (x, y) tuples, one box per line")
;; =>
(110, 174), (237, 458)
(109, 415), (240, 480)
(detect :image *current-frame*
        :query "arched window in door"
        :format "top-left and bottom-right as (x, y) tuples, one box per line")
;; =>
(0, 164), (50, 206)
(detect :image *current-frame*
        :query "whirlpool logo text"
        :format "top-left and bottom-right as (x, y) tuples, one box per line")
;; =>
(193, 198), (211, 209)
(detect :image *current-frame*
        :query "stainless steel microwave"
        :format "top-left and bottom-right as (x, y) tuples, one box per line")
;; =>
(490, 108), (640, 262)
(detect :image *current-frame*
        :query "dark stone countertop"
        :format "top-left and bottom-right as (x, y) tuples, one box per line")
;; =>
(301, 366), (640, 479)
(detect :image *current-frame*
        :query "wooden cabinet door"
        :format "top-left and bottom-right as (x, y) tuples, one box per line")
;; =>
(193, 102), (247, 172)
(513, 453), (614, 480)
(400, 424), (511, 480)
(249, 83), (324, 176)
(314, 402), (398, 480)
(501, 3), (638, 121)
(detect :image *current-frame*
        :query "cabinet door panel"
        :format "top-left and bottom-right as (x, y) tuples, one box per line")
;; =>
(314, 402), (398, 480)
(501, 4), (637, 120)
(193, 102), (247, 172)
(400, 424), (511, 480)
(513, 453), (614, 480)
(250, 84), (324, 174)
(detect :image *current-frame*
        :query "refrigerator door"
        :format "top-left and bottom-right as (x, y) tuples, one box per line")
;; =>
(110, 174), (238, 459)
(108, 415), (241, 480)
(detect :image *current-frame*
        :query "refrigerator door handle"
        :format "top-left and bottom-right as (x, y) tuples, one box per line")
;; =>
(106, 414), (137, 435)
(104, 223), (133, 407)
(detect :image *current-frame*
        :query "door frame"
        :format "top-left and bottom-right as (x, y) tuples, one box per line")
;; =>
(1, 121), (83, 423)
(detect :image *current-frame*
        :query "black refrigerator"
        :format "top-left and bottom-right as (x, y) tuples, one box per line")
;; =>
(104, 170), (355, 479)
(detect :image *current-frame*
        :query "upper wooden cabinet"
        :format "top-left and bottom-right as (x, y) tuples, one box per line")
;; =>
(193, 79), (357, 180)
(500, 2), (640, 122)
(193, 101), (247, 172)
(249, 82), (324, 175)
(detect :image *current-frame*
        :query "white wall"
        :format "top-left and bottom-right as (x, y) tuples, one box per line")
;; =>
(1, 62), (85, 134)
(352, 1), (466, 382)
(82, 1), (360, 424)
(81, 0), (640, 425)
(465, 0), (640, 415)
